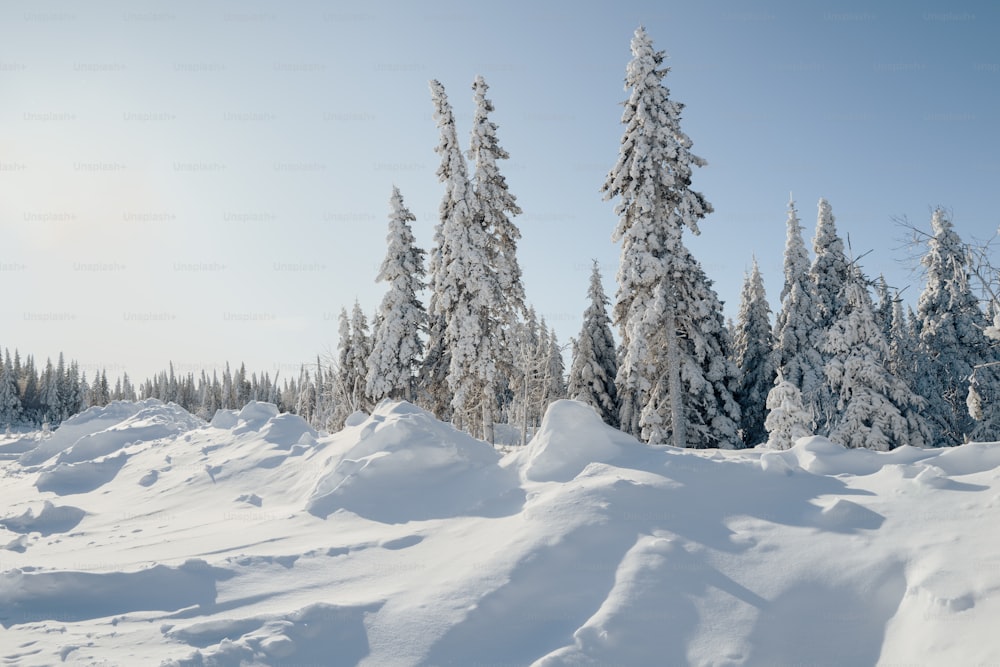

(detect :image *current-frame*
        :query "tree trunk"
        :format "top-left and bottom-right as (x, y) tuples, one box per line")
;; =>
(664, 294), (686, 448)
(482, 393), (494, 445)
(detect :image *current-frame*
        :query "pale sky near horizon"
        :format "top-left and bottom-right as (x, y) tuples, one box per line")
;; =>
(1, 0), (998, 383)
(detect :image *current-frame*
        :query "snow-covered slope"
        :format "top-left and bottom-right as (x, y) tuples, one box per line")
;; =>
(2, 398), (1000, 666)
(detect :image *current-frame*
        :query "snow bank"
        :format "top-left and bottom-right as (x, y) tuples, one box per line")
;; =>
(19, 399), (204, 467)
(306, 401), (522, 522)
(0, 559), (231, 628)
(0, 500), (85, 536)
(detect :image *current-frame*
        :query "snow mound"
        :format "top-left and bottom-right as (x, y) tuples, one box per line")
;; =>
(259, 413), (318, 448)
(306, 401), (522, 522)
(35, 453), (129, 495)
(19, 399), (204, 467)
(0, 559), (232, 628)
(509, 399), (648, 482)
(0, 500), (86, 536)
(162, 601), (381, 666)
(233, 401), (280, 432)
(210, 409), (239, 429)
(789, 436), (938, 476)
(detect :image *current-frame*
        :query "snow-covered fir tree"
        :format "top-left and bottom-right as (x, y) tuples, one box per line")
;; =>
(772, 198), (824, 431)
(0, 350), (22, 427)
(824, 269), (930, 451)
(567, 262), (619, 427)
(873, 275), (894, 343)
(428, 79), (502, 441)
(603, 27), (738, 447)
(508, 307), (542, 444)
(808, 198), (851, 433)
(636, 258), (742, 447)
(887, 296), (919, 388)
(366, 186), (427, 403)
(541, 325), (567, 410)
(469, 75), (527, 436)
(732, 258), (776, 447)
(916, 208), (1000, 445)
(41, 358), (60, 422)
(764, 378), (812, 450)
(333, 302), (372, 426)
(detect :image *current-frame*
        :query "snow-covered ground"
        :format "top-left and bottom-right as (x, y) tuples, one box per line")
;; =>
(2, 398), (1000, 666)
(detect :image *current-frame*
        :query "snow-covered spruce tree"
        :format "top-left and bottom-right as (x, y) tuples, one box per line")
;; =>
(366, 186), (427, 403)
(637, 256), (741, 447)
(347, 303), (373, 411)
(808, 198), (851, 434)
(568, 261), (619, 426)
(542, 326), (567, 409)
(732, 258), (776, 447)
(0, 350), (22, 427)
(509, 307), (542, 444)
(772, 198), (823, 429)
(764, 378), (812, 450)
(331, 308), (354, 428)
(603, 27), (739, 447)
(41, 358), (60, 424)
(887, 295), (919, 388)
(824, 268), (930, 450)
(467, 75), (526, 440)
(916, 209), (999, 444)
(873, 275), (894, 343)
(418, 112), (452, 422)
(427, 79), (502, 441)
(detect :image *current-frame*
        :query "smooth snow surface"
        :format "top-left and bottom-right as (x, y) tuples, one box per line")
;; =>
(2, 399), (1000, 665)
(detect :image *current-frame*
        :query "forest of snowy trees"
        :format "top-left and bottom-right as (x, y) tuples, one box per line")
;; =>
(6, 27), (999, 451)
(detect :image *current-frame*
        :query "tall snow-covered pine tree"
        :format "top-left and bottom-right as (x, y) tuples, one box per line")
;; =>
(427, 79), (500, 441)
(603, 27), (739, 447)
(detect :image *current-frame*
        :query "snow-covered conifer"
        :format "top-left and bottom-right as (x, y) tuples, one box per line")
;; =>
(916, 209), (1000, 444)
(825, 269), (930, 450)
(341, 302), (373, 414)
(764, 378), (812, 450)
(772, 198), (824, 427)
(427, 79), (502, 440)
(41, 358), (60, 422)
(873, 275), (894, 343)
(367, 187), (427, 403)
(542, 327), (567, 408)
(0, 350), (22, 427)
(808, 198), (850, 432)
(469, 75), (527, 435)
(568, 262), (619, 426)
(603, 27), (736, 447)
(470, 75), (525, 322)
(732, 258), (776, 446)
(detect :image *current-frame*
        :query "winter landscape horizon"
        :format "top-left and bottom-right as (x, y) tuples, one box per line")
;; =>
(5, 1), (1000, 665)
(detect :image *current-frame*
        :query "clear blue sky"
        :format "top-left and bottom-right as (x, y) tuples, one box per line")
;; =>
(1, 0), (997, 382)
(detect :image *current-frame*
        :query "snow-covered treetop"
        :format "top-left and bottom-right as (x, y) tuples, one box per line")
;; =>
(781, 197), (809, 303)
(429, 80), (474, 224)
(811, 198), (849, 326)
(603, 26), (711, 246)
(378, 186), (426, 288)
(469, 74), (525, 313)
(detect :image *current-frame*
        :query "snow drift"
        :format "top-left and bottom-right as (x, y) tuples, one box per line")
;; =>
(2, 398), (1000, 665)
